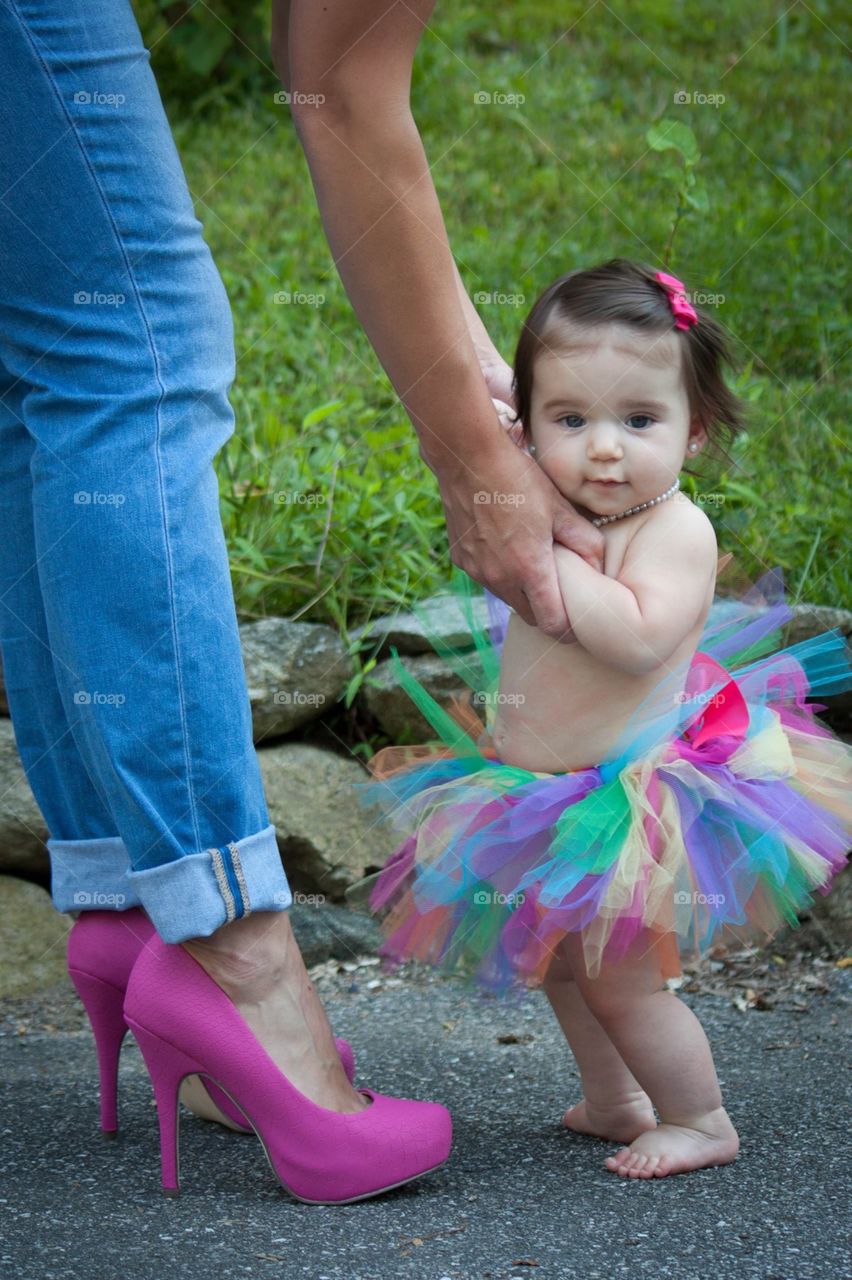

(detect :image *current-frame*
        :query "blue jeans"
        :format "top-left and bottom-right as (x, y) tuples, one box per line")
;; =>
(0, 0), (292, 940)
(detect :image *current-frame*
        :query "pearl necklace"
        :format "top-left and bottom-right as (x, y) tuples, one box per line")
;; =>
(591, 477), (681, 527)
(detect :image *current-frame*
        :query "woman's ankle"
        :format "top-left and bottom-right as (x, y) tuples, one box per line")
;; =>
(182, 911), (298, 991)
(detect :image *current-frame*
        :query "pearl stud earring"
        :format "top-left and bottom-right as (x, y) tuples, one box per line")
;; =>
(688, 442), (698, 452)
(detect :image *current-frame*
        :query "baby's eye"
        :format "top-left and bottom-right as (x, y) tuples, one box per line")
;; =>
(627, 414), (656, 430)
(556, 414), (584, 429)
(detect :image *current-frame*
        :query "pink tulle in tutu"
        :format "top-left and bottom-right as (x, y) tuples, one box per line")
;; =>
(359, 566), (852, 992)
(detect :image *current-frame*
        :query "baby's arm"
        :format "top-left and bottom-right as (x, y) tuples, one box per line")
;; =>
(553, 504), (717, 675)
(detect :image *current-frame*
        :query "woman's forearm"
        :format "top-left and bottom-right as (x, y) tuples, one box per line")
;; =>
(292, 104), (507, 477)
(451, 259), (504, 369)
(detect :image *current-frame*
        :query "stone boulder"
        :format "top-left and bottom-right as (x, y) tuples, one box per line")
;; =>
(259, 742), (398, 900)
(798, 863), (852, 952)
(784, 603), (852, 645)
(240, 616), (354, 743)
(0, 876), (69, 997)
(288, 901), (381, 966)
(0, 718), (49, 879)
(359, 651), (473, 742)
(784, 604), (852, 731)
(352, 590), (493, 658)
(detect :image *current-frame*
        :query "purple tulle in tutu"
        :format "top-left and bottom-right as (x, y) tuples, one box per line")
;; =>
(359, 566), (852, 992)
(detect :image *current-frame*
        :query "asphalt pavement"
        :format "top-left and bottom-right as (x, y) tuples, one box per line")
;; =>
(1, 957), (849, 1280)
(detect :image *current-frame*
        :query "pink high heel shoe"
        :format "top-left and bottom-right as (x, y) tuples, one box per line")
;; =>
(124, 932), (452, 1203)
(66, 909), (356, 1136)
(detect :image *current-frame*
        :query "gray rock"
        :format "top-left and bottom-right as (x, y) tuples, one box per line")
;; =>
(240, 616), (354, 742)
(0, 875), (68, 997)
(0, 719), (49, 879)
(783, 604), (852, 730)
(784, 603), (852, 644)
(287, 901), (381, 966)
(259, 742), (397, 900)
(352, 590), (492, 657)
(359, 650), (474, 742)
(801, 863), (852, 952)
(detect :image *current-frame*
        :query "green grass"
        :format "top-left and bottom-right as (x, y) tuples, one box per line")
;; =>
(154, 0), (850, 628)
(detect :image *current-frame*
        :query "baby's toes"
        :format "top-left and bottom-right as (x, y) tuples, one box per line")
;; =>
(608, 1150), (640, 1176)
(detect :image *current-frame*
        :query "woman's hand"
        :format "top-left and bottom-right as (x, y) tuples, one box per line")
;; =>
(435, 436), (605, 641)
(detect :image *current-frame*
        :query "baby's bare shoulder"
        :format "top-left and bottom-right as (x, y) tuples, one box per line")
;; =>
(619, 493), (717, 585)
(630, 492), (715, 550)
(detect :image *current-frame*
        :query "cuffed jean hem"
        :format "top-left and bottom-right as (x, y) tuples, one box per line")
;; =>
(49, 835), (143, 913)
(126, 823), (292, 943)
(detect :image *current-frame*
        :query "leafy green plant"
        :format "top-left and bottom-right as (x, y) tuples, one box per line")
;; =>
(131, 0), (273, 111)
(218, 395), (449, 626)
(645, 120), (708, 266)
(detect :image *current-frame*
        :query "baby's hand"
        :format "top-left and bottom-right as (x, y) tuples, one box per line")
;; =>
(492, 398), (524, 447)
(553, 501), (717, 673)
(481, 355), (516, 410)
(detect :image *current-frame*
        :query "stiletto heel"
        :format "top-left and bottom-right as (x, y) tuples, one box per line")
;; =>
(67, 909), (357, 1137)
(125, 933), (452, 1203)
(129, 1022), (202, 1195)
(67, 907), (155, 1136)
(65, 968), (127, 1136)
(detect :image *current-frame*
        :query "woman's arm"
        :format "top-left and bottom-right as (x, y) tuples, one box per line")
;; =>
(272, 5), (515, 410)
(273, 0), (603, 637)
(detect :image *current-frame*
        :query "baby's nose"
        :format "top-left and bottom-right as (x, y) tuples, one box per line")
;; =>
(587, 424), (623, 457)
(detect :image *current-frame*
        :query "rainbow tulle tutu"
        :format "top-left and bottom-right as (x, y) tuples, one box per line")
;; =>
(359, 564), (852, 993)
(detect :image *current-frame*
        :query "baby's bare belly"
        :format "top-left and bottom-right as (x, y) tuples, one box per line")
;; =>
(491, 614), (700, 773)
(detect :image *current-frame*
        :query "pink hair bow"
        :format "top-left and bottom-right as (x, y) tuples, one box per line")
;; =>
(654, 270), (698, 331)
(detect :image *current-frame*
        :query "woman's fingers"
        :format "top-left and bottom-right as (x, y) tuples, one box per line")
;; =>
(553, 509), (606, 575)
(438, 441), (602, 640)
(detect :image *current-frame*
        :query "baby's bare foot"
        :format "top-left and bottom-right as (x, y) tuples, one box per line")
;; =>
(563, 1092), (657, 1144)
(604, 1105), (739, 1178)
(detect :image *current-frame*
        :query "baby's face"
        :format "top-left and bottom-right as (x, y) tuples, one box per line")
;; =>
(527, 322), (706, 519)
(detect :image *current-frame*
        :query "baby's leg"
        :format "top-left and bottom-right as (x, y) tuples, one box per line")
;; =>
(542, 942), (656, 1142)
(561, 930), (739, 1178)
